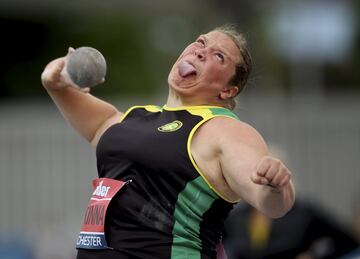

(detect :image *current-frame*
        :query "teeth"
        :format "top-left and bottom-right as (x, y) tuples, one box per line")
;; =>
(178, 61), (196, 77)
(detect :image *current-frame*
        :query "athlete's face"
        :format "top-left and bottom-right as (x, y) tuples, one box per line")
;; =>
(168, 31), (241, 104)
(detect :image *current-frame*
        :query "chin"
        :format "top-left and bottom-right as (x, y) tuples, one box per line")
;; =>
(171, 80), (197, 92)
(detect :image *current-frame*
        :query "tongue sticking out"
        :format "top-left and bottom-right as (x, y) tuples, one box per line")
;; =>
(178, 61), (196, 77)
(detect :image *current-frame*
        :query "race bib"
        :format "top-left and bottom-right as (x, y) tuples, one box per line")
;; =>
(76, 178), (128, 249)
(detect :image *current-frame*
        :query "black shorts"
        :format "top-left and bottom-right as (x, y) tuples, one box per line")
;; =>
(76, 249), (140, 259)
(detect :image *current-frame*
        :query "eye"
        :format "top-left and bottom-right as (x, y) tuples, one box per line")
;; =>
(196, 38), (205, 47)
(215, 53), (224, 62)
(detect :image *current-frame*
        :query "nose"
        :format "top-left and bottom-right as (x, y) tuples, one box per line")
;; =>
(194, 49), (205, 60)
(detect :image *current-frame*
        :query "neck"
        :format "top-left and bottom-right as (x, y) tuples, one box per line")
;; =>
(166, 86), (225, 108)
(166, 88), (185, 108)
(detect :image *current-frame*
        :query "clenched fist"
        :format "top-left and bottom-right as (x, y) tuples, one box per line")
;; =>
(250, 156), (292, 191)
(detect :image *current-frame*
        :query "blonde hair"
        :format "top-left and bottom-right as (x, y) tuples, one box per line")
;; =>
(212, 25), (253, 110)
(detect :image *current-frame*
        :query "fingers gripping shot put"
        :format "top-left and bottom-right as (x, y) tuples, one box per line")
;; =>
(61, 46), (107, 90)
(41, 25), (295, 259)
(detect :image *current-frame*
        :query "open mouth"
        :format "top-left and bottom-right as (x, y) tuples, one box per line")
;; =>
(178, 60), (197, 78)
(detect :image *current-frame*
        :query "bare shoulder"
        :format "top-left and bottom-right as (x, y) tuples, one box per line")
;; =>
(191, 116), (269, 201)
(200, 116), (268, 154)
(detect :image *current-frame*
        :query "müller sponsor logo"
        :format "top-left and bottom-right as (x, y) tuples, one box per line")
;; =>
(93, 180), (110, 197)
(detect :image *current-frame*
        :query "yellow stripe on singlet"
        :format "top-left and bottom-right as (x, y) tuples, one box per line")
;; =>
(119, 105), (162, 123)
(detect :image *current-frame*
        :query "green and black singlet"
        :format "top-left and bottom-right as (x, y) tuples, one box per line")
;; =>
(77, 105), (240, 259)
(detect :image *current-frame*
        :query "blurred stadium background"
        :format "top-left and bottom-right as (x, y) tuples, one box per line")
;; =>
(0, 0), (359, 258)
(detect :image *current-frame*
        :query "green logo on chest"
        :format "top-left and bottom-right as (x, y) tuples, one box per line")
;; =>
(158, 120), (183, 132)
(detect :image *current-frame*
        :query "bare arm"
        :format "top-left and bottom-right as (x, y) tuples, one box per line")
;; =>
(41, 50), (123, 147)
(216, 117), (295, 218)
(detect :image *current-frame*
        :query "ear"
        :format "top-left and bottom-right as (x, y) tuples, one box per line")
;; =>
(219, 86), (239, 100)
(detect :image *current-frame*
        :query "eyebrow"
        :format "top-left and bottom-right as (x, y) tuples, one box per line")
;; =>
(198, 35), (234, 62)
